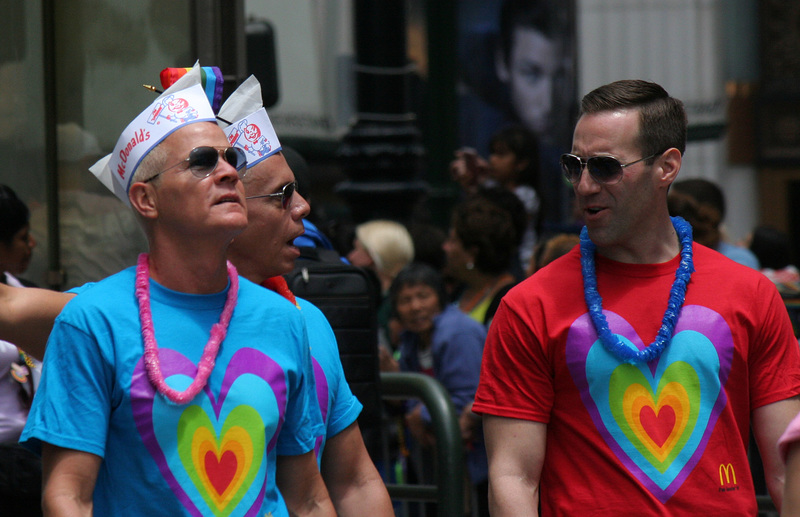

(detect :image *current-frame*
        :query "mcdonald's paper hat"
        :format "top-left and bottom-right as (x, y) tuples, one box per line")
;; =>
(217, 75), (281, 169)
(88, 64), (215, 205)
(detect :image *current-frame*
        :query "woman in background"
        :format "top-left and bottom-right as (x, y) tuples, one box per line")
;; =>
(443, 193), (519, 327)
(0, 185), (37, 288)
(385, 263), (489, 517)
(0, 184), (42, 517)
(347, 219), (415, 360)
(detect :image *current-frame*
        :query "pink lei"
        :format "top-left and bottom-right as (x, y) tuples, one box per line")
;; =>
(135, 253), (238, 404)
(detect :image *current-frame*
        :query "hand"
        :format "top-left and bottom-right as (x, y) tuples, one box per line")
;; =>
(387, 317), (403, 349)
(378, 346), (399, 372)
(449, 148), (488, 192)
(459, 401), (481, 444)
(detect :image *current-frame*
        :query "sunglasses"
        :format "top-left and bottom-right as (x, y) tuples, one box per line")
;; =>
(245, 181), (298, 209)
(560, 151), (663, 185)
(144, 146), (248, 183)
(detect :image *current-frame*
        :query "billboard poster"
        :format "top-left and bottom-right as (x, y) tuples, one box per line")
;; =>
(456, 0), (577, 225)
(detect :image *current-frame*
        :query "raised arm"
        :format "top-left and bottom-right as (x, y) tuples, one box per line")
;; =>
(484, 415), (547, 517)
(0, 283), (73, 359)
(753, 396), (800, 510)
(276, 451), (336, 516)
(320, 421), (393, 516)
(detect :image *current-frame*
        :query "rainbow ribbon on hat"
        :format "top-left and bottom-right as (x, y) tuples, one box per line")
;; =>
(160, 66), (224, 113)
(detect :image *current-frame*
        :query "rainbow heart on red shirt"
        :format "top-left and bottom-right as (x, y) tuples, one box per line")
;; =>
(566, 305), (734, 502)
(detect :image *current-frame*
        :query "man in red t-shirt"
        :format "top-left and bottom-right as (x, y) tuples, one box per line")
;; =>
(473, 79), (800, 516)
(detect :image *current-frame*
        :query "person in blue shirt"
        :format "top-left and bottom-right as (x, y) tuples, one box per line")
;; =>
(671, 178), (760, 269)
(386, 262), (489, 516)
(20, 77), (334, 516)
(219, 77), (392, 515)
(3, 71), (393, 517)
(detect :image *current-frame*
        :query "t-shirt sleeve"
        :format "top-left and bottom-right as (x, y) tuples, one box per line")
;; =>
(324, 352), (362, 438)
(21, 317), (114, 457)
(473, 297), (554, 423)
(748, 278), (800, 409)
(276, 317), (326, 456)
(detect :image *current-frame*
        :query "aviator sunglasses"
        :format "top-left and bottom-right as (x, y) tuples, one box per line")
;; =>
(560, 150), (664, 185)
(144, 146), (248, 183)
(245, 181), (298, 209)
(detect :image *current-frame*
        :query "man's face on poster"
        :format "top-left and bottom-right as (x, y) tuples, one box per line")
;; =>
(503, 26), (560, 138)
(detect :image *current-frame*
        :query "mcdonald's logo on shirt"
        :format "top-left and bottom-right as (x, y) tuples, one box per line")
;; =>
(719, 463), (736, 485)
(718, 463), (740, 492)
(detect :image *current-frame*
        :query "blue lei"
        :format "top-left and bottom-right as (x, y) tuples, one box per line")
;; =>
(580, 216), (695, 364)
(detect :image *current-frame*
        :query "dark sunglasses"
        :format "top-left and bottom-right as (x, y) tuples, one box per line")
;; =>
(560, 150), (664, 185)
(144, 146), (248, 183)
(245, 181), (298, 209)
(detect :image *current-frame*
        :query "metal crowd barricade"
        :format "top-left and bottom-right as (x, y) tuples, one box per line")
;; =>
(380, 372), (465, 517)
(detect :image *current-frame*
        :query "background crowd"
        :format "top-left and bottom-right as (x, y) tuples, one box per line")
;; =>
(1, 6), (800, 511)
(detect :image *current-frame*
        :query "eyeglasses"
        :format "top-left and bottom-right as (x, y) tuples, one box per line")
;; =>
(144, 146), (248, 183)
(245, 181), (298, 209)
(560, 151), (664, 185)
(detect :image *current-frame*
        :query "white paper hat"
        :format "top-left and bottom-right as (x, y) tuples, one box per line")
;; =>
(89, 64), (215, 205)
(218, 75), (281, 168)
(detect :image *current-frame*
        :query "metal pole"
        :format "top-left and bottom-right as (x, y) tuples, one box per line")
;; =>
(381, 372), (465, 517)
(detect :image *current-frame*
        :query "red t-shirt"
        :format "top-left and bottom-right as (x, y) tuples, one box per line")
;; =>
(474, 244), (800, 516)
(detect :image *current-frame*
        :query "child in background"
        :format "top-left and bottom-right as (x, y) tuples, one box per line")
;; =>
(450, 125), (542, 267)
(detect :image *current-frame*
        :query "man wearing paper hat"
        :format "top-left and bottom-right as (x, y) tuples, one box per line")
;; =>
(4, 68), (390, 515)
(20, 68), (335, 516)
(219, 76), (394, 516)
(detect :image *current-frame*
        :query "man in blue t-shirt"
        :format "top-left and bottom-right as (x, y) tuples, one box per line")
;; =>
(220, 76), (393, 515)
(20, 75), (334, 516)
(5, 71), (392, 516)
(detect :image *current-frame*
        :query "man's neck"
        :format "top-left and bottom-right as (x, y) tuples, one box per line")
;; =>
(596, 215), (681, 265)
(147, 242), (233, 294)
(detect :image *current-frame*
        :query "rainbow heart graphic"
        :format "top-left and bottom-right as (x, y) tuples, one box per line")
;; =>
(177, 405), (263, 512)
(132, 347), (288, 516)
(566, 305), (734, 502)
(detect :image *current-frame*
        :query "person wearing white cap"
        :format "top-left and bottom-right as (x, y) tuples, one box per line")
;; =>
(18, 69), (335, 516)
(218, 76), (394, 516)
(0, 69), (391, 516)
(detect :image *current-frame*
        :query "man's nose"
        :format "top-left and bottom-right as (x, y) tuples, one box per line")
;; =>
(574, 163), (600, 194)
(291, 192), (311, 219)
(212, 157), (240, 182)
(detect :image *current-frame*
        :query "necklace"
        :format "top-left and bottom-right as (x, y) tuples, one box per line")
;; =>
(580, 216), (694, 364)
(135, 253), (238, 404)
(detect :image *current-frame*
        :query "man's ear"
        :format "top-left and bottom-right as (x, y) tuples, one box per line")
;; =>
(660, 148), (682, 186)
(128, 182), (158, 220)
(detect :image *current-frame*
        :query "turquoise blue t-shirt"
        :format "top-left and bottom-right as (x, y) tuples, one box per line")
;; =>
(22, 267), (323, 516)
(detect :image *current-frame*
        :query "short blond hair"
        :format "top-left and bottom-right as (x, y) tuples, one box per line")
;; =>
(355, 220), (415, 279)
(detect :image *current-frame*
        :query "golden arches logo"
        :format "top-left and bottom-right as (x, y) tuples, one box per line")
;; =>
(719, 463), (736, 485)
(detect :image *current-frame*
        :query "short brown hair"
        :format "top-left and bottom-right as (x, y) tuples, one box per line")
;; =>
(580, 79), (687, 159)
